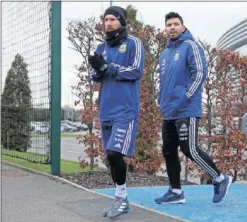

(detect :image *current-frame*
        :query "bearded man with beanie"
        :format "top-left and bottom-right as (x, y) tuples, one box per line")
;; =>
(88, 6), (145, 220)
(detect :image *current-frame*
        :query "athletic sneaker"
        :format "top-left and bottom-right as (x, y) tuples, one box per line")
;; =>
(105, 196), (130, 219)
(155, 187), (186, 204)
(212, 174), (232, 203)
(101, 202), (112, 217)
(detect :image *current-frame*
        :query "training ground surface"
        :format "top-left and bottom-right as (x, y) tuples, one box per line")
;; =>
(95, 184), (247, 222)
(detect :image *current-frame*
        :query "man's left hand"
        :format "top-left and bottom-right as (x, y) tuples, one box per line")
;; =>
(88, 52), (108, 72)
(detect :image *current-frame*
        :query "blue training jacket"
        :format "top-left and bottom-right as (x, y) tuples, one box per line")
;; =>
(158, 29), (207, 120)
(91, 35), (145, 121)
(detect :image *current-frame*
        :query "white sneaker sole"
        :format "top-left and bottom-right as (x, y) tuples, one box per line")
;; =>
(223, 176), (232, 199)
(107, 208), (130, 220)
(158, 198), (186, 204)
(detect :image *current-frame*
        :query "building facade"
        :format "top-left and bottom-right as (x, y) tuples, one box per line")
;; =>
(216, 18), (247, 128)
(217, 18), (247, 55)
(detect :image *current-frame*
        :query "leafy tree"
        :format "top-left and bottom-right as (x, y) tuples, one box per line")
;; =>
(212, 50), (247, 181)
(1, 54), (32, 152)
(31, 108), (50, 121)
(67, 17), (102, 170)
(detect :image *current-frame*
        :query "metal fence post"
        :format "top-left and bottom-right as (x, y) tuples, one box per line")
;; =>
(51, 0), (61, 176)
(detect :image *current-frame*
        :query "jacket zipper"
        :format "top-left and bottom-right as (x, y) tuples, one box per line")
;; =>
(164, 49), (174, 120)
(167, 48), (174, 120)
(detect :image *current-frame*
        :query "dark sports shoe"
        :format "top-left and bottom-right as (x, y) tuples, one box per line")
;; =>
(155, 187), (186, 204)
(212, 174), (232, 203)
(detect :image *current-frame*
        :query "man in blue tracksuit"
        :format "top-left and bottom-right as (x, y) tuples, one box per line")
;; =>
(155, 12), (232, 205)
(88, 6), (144, 219)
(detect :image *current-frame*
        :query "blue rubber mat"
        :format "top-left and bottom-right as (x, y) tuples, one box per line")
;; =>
(94, 184), (247, 222)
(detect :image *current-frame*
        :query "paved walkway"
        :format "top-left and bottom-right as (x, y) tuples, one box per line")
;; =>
(1, 163), (184, 222)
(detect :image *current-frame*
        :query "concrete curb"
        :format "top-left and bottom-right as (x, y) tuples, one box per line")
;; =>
(2, 160), (189, 222)
(235, 180), (247, 185)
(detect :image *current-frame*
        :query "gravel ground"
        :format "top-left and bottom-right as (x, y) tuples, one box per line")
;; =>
(62, 170), (197, 189)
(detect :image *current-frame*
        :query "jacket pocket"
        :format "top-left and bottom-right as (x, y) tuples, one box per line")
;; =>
(170, 86), (187, 108)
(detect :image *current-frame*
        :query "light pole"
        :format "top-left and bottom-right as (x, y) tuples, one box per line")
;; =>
(242, 112), (247, 134)
(110, 0), (113, 6)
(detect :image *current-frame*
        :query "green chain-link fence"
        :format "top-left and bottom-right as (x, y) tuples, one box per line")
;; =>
(1, 1), (61, 174)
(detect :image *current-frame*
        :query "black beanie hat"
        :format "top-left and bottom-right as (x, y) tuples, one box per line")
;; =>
(104, 6), (127, 27)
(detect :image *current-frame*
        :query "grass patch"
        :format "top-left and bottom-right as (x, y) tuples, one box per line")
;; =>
(2, 148), (46, 158)
(2, 155), (101, 174)
(31, 133), (83, 138)
(60, 133), (83, 138)
(1, 148), (101, 174)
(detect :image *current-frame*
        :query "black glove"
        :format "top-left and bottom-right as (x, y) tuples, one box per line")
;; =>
(88, 52), (108, 72)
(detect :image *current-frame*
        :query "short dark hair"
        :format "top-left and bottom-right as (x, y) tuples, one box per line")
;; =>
(165, 12), (183, 25)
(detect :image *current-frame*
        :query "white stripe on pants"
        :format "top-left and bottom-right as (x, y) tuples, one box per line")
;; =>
(189, 117), (219, 179)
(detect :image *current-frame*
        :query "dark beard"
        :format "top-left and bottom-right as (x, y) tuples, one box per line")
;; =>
(105, 26), (128, 47)
(171, 29), (186, 41)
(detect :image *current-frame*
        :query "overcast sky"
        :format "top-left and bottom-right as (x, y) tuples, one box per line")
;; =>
(2, 2), (247, 108)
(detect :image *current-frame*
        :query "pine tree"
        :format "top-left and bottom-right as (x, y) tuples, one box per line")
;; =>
(1, 54), (32, 152)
